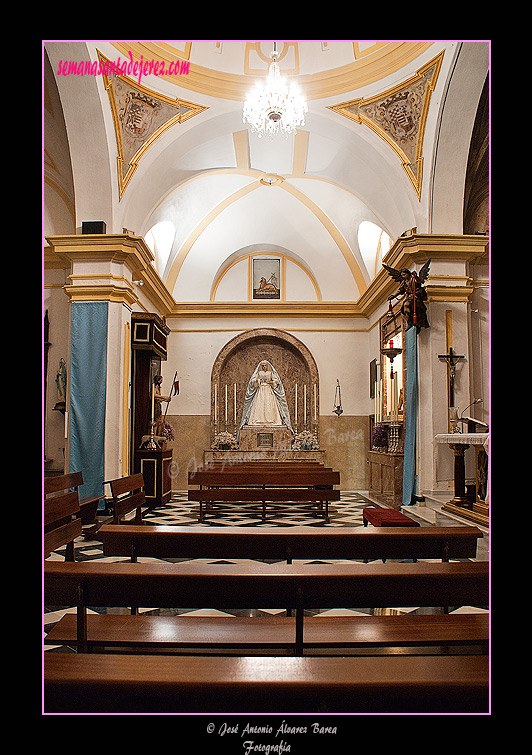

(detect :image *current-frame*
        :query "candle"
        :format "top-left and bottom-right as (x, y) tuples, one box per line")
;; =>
(304, 384), (307, 426)
(151, 381), (155, 422)
(214, 383), (218, 423)
(295, 383), (298, 425)
(234, 383), (237, 423)
(374, 380), (378, 420)
(314, 384), (317, 423)
(225, 384), (228, 423)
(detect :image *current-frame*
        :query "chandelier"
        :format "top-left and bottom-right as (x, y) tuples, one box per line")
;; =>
(243, 42), (308, 138)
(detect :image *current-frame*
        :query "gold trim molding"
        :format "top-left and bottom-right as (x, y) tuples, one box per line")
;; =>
(111, 42), (433, 101)
(63, 284), (139, 306)
(45, 232), (489, 319)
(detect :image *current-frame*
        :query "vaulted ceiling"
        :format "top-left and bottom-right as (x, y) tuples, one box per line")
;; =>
(43, 40), (489, 304)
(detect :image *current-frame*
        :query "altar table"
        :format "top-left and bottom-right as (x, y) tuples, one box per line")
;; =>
(434, 434), (489, 527)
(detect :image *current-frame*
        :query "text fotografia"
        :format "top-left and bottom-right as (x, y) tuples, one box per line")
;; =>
(56, 52), (190, 86)
(210, 720), (338, 752)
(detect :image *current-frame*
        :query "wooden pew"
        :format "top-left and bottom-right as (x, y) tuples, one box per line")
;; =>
(45, 472), (102, 526)
(44, 484), (82, 562)
(189, 487), (340, 522)
(188, 468), (339, 487)
(108, 473), (146, 526)
(97, 523), (484, 563)
(45, 610), (489, 655)
(188, 467), (340, 521)
(44, 652), (489, 713)
(44, 560), (489, 657)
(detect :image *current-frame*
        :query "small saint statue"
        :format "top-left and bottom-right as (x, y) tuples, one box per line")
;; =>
(55, 358), (67, 402)
(153, 374), (171, 436)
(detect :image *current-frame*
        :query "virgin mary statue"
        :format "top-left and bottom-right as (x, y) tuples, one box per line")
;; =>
(238, 360), (293, 438)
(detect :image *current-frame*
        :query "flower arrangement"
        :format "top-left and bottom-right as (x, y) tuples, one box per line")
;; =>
(292, 430), (319, 450)
(371, 423), (389, 451)
(212, 431), (238, 450)
(160, 421), (175, 442)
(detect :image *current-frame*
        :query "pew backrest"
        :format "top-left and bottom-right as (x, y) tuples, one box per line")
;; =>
(108, 473), (145, 525)
(44, 560), (489, 611)
(44, 471), (84, 497)
(188, 470), (339, 487)
(44, 488), (82, 560)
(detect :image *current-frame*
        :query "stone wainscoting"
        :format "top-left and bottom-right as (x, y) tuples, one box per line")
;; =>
(164, 414), (370, 491)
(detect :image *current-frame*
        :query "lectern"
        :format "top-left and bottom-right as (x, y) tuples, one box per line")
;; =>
(130, 313), (172, 508)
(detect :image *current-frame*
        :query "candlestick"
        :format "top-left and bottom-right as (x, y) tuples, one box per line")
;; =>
(295, 383), (298, 425)
(151, 380), (155, 422)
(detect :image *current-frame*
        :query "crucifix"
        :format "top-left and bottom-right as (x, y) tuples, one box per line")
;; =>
(437, 346), (464, 408)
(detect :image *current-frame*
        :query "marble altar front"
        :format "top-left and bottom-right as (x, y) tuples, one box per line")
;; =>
(238, 425), (292, 451)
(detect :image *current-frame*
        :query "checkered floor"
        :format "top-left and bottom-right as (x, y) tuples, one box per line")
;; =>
(143, 490), (368, 528)
(44, 491), (487, 653)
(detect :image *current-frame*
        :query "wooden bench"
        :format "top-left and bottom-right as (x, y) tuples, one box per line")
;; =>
(363, 507), (420, 527)
(97, 523), (483, 563)
(44, 652), (489, 713)
(188, 467), (341, 521)
(44, 560), (489, 656)
(108, 473), (146, 525)
(189, 487), (340, 522)
(45, 472), (103, 526)
(44, 482), (83, 562)
(189, 468), (339, 487)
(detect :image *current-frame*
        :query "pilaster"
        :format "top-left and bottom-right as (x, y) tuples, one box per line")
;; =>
(45, 233), (166, 496)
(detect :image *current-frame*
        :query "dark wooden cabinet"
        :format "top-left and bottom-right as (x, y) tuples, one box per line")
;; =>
(135, 448), (173, 508)
(130, 313), (171, 483)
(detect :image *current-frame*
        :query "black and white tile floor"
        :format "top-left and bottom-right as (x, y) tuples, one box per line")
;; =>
(44, 491), (488, 653)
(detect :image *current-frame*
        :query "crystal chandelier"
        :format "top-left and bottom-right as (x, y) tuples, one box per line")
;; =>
(243, 42), (308, 138)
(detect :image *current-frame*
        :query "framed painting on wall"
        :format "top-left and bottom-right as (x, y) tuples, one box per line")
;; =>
(252, 258), (281, 300)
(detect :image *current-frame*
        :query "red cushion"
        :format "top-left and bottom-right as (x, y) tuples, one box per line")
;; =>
(363, 508), (420, 527)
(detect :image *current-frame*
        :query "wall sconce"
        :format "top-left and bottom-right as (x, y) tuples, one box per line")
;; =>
(332, 379), (343, 416)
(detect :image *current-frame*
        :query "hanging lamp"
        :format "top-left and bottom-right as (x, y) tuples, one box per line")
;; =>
(243, 42), (307, 138)
(332, 379), (343, 416)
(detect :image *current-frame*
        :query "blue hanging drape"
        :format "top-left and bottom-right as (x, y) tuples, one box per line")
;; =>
(69, 301), (108, 503)
(402, 326), (418, 505)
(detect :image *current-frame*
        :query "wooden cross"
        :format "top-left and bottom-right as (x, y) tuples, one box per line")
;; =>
(437, 347), (464, 407)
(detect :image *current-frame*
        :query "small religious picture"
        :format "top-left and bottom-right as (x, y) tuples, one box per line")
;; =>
(252, 258), (281, 300)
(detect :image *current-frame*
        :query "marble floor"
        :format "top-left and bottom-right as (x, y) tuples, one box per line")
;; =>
(44, 491), (488, 654)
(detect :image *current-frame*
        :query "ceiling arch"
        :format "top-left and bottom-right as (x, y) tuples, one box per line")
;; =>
(44, 40), (489, 309)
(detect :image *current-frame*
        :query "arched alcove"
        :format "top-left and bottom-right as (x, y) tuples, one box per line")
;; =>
(210, 329), (319, 445)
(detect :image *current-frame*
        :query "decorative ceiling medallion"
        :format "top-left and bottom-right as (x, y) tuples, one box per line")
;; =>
(98, 51), (208, 199)
(328, 52), (444, 199)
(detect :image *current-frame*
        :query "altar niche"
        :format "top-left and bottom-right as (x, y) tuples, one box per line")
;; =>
(210, 329), (319, 453)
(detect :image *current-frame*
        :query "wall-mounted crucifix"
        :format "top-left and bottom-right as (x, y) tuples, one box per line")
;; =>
(437, 346), (464, 408)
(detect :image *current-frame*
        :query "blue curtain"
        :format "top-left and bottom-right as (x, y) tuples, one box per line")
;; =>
(402, 327), (418, 505)
(69, 302), (108, 504)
